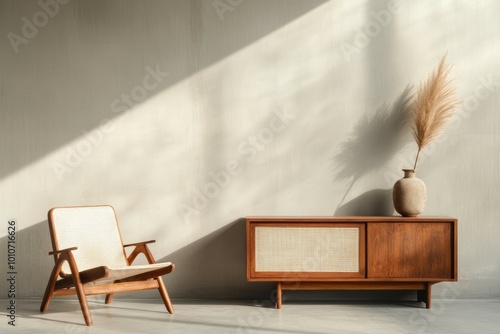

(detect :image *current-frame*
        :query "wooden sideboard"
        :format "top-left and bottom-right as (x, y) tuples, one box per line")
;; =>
(246, 216), (457, 309)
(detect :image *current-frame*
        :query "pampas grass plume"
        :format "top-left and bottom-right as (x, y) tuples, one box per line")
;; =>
(411, 54), (460, 170)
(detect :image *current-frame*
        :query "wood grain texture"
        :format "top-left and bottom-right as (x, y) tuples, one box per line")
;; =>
(280, 281), (427, 290)
(367, 222), (455, 279)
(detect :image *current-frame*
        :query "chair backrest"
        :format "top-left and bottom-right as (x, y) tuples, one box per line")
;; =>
(48, 206), (128, 274)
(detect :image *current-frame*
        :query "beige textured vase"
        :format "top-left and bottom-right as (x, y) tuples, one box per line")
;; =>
(393, 169), (427, 217)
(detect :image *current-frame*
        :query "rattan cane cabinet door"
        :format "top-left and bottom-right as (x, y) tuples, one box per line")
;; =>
(247, 219), (366, 281)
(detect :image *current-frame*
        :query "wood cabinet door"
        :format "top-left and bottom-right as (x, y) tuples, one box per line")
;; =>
(367, 222), (456, 279)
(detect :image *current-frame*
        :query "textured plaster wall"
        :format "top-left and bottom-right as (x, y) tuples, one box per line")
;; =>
(0, 0), (499, 301)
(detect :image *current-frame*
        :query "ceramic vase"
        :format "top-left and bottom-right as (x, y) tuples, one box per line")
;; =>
(393, 169), (426, 217)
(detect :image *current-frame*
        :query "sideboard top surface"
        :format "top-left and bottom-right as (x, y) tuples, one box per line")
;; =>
(246, 216), (457, 223)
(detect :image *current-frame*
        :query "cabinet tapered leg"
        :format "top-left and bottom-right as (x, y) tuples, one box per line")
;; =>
(276, 282), (282, 309)
(417, 283), (432, 308)
(426, 283), (432, 309)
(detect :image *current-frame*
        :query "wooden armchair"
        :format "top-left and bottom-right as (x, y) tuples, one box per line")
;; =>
(40, 205), (175, 326)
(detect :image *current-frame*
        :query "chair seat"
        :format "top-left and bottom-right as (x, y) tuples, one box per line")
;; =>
(54, 262), (174, 290)
(105, 262), (173, 281)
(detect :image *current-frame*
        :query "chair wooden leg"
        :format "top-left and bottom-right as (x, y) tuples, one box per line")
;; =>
(40, 257), (66, 313)
(105, 281), (118, 305)
(105, 293), (114, 305)
(66, 253), (93, 326)
(133, 244), (175, 314)
(74, 280), (93, 326)
(157, 277), (174, 314)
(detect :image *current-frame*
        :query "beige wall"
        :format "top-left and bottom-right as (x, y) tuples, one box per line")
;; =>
(1, 0), (499, 300)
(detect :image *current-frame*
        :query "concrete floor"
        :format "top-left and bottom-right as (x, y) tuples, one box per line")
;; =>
(1, 298), (499, 334)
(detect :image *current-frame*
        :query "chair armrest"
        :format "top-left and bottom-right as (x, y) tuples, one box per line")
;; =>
(123, 240), (156, 248)
(124, 241), (158, 265)
(49, 247), (78, 256)
(48, 247), (79, 279)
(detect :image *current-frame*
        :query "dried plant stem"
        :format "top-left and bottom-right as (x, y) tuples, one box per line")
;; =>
(410, 54), (459, 170)
(413, 149), (421, 170)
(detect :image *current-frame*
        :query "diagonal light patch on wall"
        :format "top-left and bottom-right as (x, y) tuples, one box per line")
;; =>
(0, 0), (327, 182)
(0, 0), (330, 221)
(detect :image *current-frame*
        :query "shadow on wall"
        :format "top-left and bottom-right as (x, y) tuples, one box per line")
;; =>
(335, 188), (393, 216)
(0, 220), (54, 299)
(332, 85), (413, 215)
(157, 218), (274, 300)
